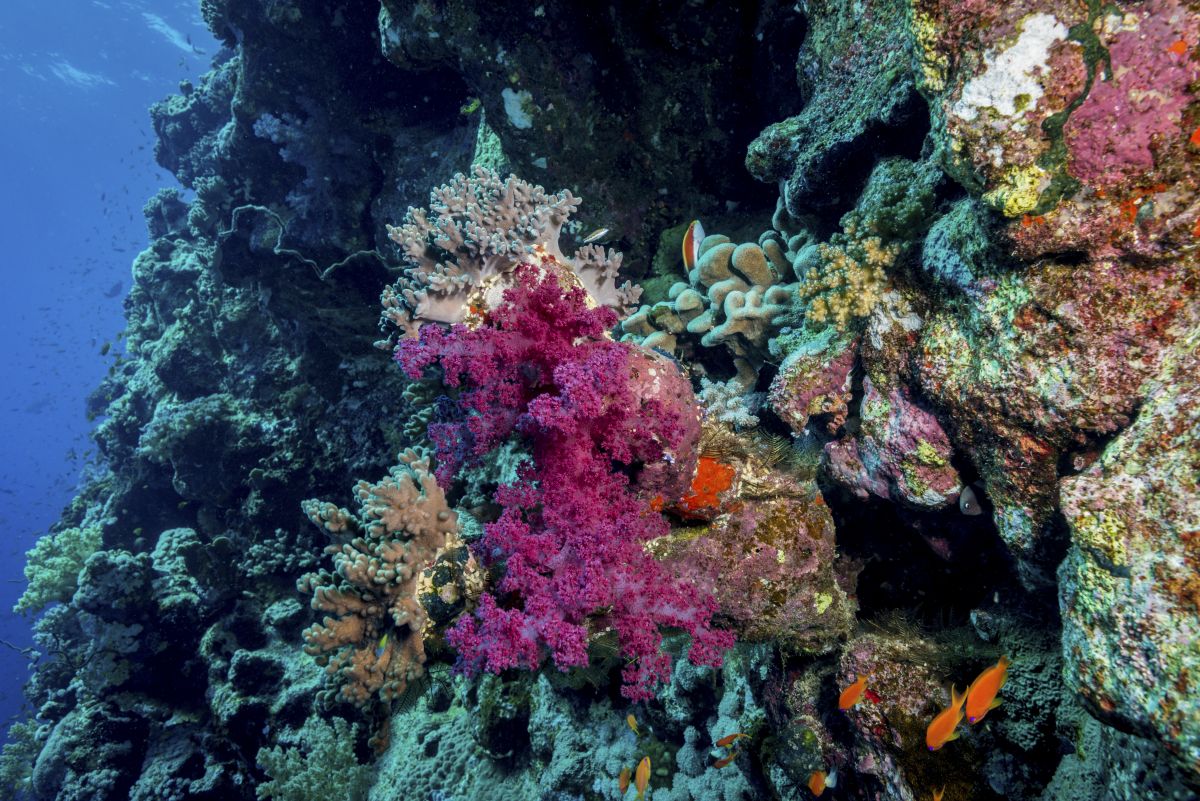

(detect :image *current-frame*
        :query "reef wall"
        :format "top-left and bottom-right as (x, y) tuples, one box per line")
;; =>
(3, 1), (1198, 800)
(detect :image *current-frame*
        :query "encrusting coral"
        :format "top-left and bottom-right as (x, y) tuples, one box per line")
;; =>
(297, 450), (469, 711)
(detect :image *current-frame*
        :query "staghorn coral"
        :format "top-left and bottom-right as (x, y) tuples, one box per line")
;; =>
(297, 450), (468, 709)
(379, 166), (638, 341)
(395, 261), (733, 701)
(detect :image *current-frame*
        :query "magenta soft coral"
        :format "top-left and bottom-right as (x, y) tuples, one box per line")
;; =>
(397, 264), (732, 699)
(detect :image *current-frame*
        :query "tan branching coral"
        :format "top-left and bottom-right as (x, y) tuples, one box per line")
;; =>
(619, 232), (797, 385)
(297, 450), (469, 709)
(379, 167), (638, 342)
(801, 219), (899, 330)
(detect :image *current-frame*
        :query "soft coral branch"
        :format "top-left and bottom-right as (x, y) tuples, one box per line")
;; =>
(398, 263), (732, 699)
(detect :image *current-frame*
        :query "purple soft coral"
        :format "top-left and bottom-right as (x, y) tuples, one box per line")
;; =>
(397, 263), (731, 699)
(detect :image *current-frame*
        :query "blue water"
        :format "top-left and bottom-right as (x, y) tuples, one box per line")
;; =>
(0, 0), (218, 743)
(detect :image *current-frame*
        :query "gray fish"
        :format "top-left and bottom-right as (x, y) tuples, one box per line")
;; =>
(581, 227), (610, 244)
(959, 485), (983, 516)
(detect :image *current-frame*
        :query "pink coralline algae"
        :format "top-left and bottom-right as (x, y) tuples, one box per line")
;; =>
(824, 376), (960, 510)
(1064, 0), (1200, 188)
(397, 264), (732, 700)
(661, 466), (857, 654)
(767, 330), (858, 436)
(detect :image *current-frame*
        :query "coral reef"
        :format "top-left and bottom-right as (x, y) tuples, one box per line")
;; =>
(618, 232), (797, 383)
(657, 429), (858, 652)
(15, 0), (1200, 799)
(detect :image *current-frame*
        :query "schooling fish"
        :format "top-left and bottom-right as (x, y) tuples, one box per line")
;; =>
(682, 219), (705, 272)
(966, 655), (1011, 724)
(619, 766), (631, 795)
(713, 749), (739, 768)
(839, 674), (870, 710)
(926, 684), (967, 751)
(807, 768), (837, 796)
(933, 786), (946, 801)
(634, 756), (651, 800)
(626, 714), (640, 736)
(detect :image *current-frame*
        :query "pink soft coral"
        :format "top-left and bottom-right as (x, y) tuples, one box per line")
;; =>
(397, 263), (732, 699)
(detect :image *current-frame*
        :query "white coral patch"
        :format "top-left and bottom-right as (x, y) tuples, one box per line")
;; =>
(501, 87), (534, 129)
(951, 13), (1067, 122)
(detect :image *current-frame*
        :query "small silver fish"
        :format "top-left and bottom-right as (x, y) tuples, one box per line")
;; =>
(581, 227), (610, 244)
(959, 485), (983, 516)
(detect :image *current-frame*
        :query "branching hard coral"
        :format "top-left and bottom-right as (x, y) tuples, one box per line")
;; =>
(379, 167), (639, 341)
(800, 221), (899, 330)
(619, 232), (797, 384)
(297, 450), (469, 710)
(395, 262), (733, 700)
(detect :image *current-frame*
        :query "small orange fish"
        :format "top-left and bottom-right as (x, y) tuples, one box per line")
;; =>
(627, 713), (640, 736)
(933, 786), (946, 801)
(1168, 39), (1188, 55)
(634, 756), (651, 800)
(619, 766), (631, 795)
(807, 768), (837, 796)
(681, 219), (705, 272)
(966, 655), (1011, 724)
(1190, 126), (1200, 147)
(926, 684), (967, 751)
(714, 749), (739, 768)
(839, 674), (869, 710)
(715, 732), (749, 748)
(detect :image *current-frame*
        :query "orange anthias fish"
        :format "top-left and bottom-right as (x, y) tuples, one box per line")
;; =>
(682, 219), (705, 272)
(966, 655), (1011, 724)
(926, 684), (967, 751)
(839, 674), (869, 710)
(634, 756), (651, 800)
(619, 766), (632, 795)
(715, 732), (749, 748)
(807, 768), (837, 796)
(714, 750), (739, 768)
(626, 713), (640, 736)
(933, 786), (946, 801)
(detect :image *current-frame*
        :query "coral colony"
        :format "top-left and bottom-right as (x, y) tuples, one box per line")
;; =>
(7, 1), (1200, 800)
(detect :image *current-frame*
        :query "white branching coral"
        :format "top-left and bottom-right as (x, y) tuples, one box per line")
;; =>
(379, 167), (639, 341)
